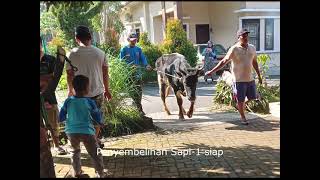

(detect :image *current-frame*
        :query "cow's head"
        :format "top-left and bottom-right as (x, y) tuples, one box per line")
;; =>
(179, 66), (204, 102)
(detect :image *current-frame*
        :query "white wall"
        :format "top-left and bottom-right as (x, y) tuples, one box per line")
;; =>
(153, 16), (163, 44)
(149, 1), (175, 17)
(209, 2), (243, 48)
(131, 3), (144, 22)
(245, 1), (280, 9)
(181, 2), (211, 44)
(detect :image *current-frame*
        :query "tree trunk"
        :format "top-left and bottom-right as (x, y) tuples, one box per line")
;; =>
(100, 2), (107, 43)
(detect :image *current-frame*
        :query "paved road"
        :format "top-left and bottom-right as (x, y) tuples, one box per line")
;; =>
(141, 78), (279, 116)
(142, 79), (216, 115)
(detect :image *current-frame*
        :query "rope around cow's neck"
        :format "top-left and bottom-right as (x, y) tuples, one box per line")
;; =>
(155, 69), (182, 80)
(128, 65), (183, 80)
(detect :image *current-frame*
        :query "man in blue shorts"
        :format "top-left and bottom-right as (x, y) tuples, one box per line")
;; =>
(205, 28), (262, 125)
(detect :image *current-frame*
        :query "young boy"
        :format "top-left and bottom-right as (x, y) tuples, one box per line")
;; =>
(59, 75), (107, 178)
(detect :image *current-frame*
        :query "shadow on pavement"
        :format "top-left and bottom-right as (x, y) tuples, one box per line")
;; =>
(53, 143), (280, 178)
(152, 111), (279, 133)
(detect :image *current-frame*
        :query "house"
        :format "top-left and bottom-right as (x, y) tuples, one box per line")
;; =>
(119, 1), (280, 76)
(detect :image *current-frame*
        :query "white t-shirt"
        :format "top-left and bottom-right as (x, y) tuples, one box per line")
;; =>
(225, 43), (257, 82)
(67, 46), (107, 98)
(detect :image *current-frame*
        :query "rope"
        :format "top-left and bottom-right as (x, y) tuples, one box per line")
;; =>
(156, 70), (182, 80)
(56, 52), (78, 72)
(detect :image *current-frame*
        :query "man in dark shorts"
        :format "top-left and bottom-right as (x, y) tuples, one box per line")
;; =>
(205, 28), (262, 125)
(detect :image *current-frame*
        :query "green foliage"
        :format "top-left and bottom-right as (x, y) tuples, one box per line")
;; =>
(257, 54), (271, 75)
(103, 107), (150, 137)
(138, 32), (151, 47)
(97, 41), (120, 58)
(257, 84), (280, 103)
(213, 80), (280, 114)
(160, 19), (198, 67)
(40, 10), (59, 35)
(49, 1), (103, 48)
(214, 80), (236, 107)
(138, 32), (163, 82)
(257, 54), (271, 84)
(107, 54), (137, 107)
(101, 54), (154, 137)
(46, 35), (68, 56)
(57, 68), (67, 90)
(91, 13), (102, 32)
(102, 1), (125, 35)
(101, 29), (121, 56)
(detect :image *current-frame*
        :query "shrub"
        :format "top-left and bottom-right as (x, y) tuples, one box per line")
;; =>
(138, 32), (151, 47)
(213, 79), (279, 114)
(257, 54), (271, 86)
(101, 53), (155, 137)
(57, 68), (67, 90)
(138, 32), (162, 82)
(97, 43), (120, 58)
(100, 28), (121, 56)
(160, 19), (198, 67)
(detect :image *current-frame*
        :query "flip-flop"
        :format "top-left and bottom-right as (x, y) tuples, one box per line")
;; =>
(57, 147), (67, 155)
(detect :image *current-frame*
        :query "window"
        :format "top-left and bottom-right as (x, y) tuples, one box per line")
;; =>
(265, 19), (274, 50)
(242, 19), (260, 51)
(182, 23), (189, 39)
(183, 24), (187, 32)
(199, 45), (206, 54)
(195, 24), (210, 44)
(135, 28), (140, 42)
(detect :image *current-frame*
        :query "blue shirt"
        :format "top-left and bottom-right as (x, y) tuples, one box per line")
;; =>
(202, 47), (217, 59)
(119, 45), (148, 78)
(59, 96), (103, 135)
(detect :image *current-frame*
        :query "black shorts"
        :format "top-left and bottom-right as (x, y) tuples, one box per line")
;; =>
(232, 80), (257, 103)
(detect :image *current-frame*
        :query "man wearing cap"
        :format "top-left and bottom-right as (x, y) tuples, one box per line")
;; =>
(66, 25), (112, 148)
(205, 28), (262, 125)
(119, 32), (152, 116)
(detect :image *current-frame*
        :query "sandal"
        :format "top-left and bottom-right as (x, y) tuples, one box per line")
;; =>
(241, 119), (249, 125)
(56, 147), (67, 155)
(98, 141), (104, 149)
(75, 170), (90, 178)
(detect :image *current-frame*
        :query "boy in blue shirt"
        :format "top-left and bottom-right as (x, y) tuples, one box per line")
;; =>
(59, 75), (108, 178)
(119, 32), (152, 116)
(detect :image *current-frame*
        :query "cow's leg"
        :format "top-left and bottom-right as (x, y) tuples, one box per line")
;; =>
(165, 86), (171, 98)
(158, 75), (171, 115)
(182, 108), (187, 115)
(187, 102), (195, 118)
(175, 90), (185, 120)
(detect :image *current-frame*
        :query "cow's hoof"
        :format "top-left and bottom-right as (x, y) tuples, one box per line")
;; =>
(179, 116), (185, 120)
(187, 111), (193, 118)
(166, 111), (171, 115)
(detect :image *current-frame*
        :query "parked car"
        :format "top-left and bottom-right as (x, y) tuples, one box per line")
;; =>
(194, 43), (230, 76)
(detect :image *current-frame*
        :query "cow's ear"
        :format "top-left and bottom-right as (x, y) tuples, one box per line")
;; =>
(196, 66), (205, 76)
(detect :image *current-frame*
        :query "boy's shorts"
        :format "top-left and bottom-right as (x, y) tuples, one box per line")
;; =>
(46, 104), (60, 138)
(232, 80), (257, 103)
(90, 93), (105, 127)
